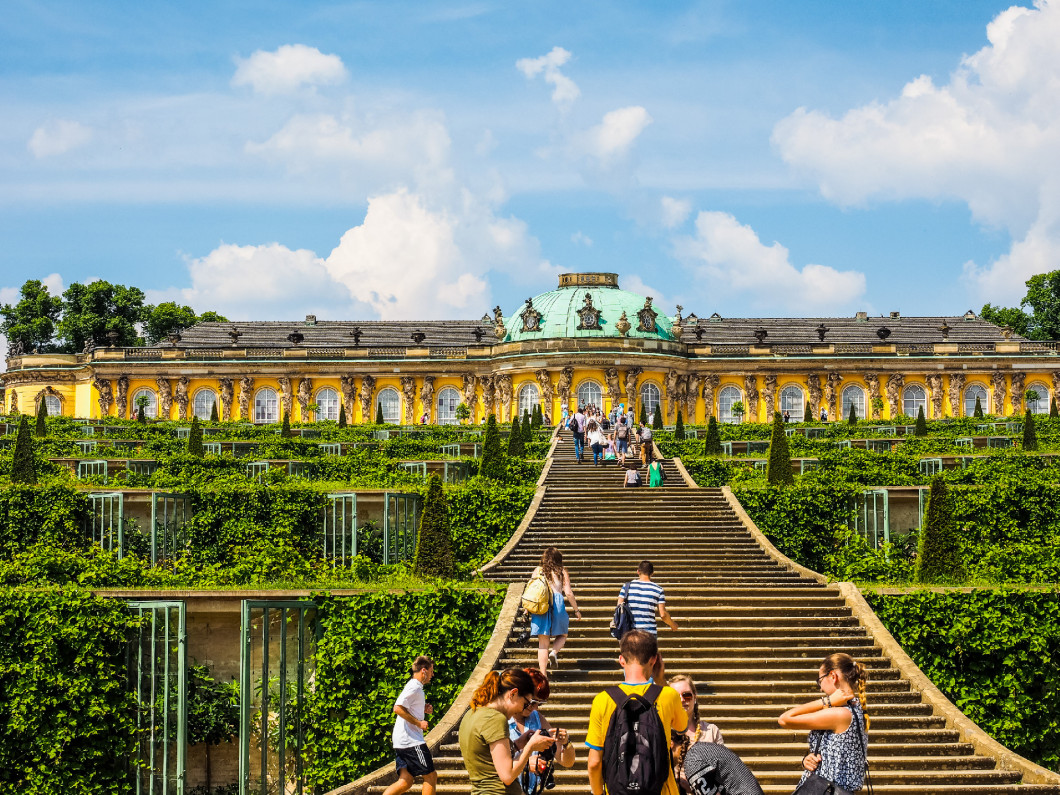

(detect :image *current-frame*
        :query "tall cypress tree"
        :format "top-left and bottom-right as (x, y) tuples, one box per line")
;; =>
(848, 402), (858, 426)
(35, 398), (47, 438)
(806, 402), (813, 423)
(338, 402), (347, 428)
(375, 402), (385, 425)
(1023, 407), (1038, 451)
(915, 405), (928, 436)
(413, 474), (456, 578)
(188, 415), (204, 456)
(508, 415), (525, 456)
(639, 404), (648, 425)
(652, 403), (664, 430)
(11, 416), (36, 484)
(209, 401), (219, 422)
(480, 414), (505, 480)
(674, 410), (685, 440)
(765, 411), (794, 485)
(704, 415), (723, 455)
(522, 412), (533, 444)
(916, 476), (963, 583)
(1051, 397), (1058, 418)
(281, 412), (291, 438)
(973, 396), (984, 418)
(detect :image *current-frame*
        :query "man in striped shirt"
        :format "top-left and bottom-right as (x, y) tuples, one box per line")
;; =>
(617, 560), (679, 634)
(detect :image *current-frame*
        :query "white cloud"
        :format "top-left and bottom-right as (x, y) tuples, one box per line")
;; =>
(660, 196), (692, 229)
(28, 120), (92, 158)
(571, 231), (593, 247)
(771, 0), (1060, 304)
(516, 46), (580, 109)
(232, 44), (347, 96)
(582, 106), (653, 163)
(674, 211), (866, 312)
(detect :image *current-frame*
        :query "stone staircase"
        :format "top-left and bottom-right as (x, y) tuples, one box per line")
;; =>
(365, 428), (1060, 795)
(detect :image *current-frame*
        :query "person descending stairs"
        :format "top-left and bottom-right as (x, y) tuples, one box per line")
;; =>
(360, 425), (1060, 795)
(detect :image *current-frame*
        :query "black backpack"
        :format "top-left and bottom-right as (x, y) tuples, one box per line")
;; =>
(610, 582), (636, 640)
(602, 684), (671, 795)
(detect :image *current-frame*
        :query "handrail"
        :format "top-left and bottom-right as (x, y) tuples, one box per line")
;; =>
(325, 583), (523, 795)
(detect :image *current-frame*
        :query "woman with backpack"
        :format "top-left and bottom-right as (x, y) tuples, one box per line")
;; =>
(459, 668), (556, 795)
(778, 653), (870, 794)
(613, 417), (631, 464)
(529, 547), (581, 675)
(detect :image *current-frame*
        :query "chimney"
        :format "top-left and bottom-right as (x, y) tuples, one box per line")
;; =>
(855, 311), (868, 321)
(889, 311), (900, 319)
(305, 314), (317, 325)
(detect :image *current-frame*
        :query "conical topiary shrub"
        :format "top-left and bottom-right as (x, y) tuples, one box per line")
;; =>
(11, 416), (35, 484)
(765, 411), (794, 485)
(533, 404), (543, 427)
(915, 405), (928, 437)
(375, 402), (385, 425)
(704, 415), (723, 455)
(652, 404), (664, 430)
(35, 398), (47, 438)
(281, 412), (291, 438)
(338, 402), (347, 428)
(639, 404), (648, 426)
(1023, 407), (1038, 451)
(674, 411), (685, 440)
(848, 402), (858, 426)
(413, 474), (455, 578)
(188, 415), (204, 457)
(507, 415), (525, 456)
(973, 396), (984, 418)
(915, 476), (963, 583)
(480, 414), (505, 480)
(210, 401), (219, 422)
(137, 405), (146, 423)
(806, 402), (813, 423)
(1051, 397), (1058, 418)
(522, 412), (533, 444)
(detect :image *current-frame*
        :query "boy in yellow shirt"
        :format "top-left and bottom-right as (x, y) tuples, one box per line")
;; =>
(586, 630), (687, 795)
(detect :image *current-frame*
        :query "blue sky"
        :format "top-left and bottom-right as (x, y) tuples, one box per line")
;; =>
(1, 0), (1056, 325)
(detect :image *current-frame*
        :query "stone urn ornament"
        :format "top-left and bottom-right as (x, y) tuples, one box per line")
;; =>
(670, 305), (684, 339)
(615, 311), (632, 337)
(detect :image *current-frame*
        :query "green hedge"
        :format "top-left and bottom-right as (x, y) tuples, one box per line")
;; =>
(305, 586), (505, 786)
(867, 589), (1060, 770)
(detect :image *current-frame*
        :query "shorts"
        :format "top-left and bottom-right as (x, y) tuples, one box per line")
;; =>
(616, 438), (629, 453)
(395, 744), (435, 777)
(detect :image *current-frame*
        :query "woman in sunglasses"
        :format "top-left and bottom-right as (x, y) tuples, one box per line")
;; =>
(509, 668), (576, 793)
(669, 675), (724, 795)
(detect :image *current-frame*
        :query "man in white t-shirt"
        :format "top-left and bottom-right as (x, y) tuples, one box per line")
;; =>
(383, 656), (437, 795)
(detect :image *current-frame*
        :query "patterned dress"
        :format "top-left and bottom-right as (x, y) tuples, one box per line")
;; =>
(799, 700), (868, 792)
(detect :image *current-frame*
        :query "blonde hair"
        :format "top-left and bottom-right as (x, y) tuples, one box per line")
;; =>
(822, 653), (870, 729)
(669, 675), (700, 777)
(470, 668), (534, 711)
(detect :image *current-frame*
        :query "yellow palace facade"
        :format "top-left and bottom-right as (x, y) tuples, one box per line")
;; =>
(4, 273), (1059, 425)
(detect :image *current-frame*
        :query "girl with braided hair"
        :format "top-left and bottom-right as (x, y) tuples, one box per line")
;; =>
(779, 653), (870, 794)
(668, 675), (724, 795)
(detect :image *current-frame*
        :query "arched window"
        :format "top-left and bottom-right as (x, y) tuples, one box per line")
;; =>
(377, 387), (401, 424)
(842, 385), (865, 421)
(1027, 382), (1051, 415)
(437, 387), (461, 424)
(43, 394), (62, 416)
(964, 384), (988, 417)
(131, 388), (158, 419)
(640, 383), (661, 420)
(779, 385), (804, 422)
(193, 389), (216, 421)
(718, 385), (742, 424)
(315, 387), (340, 421)
(576, 380), (602, 410)
(903, 384), (927, 418)
(517, 383), (539, 419)
(254, 388), (278, 423)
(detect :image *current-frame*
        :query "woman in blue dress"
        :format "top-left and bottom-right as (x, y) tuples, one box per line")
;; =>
(530, 547), (581, 675)
(509, 668), (576, 793)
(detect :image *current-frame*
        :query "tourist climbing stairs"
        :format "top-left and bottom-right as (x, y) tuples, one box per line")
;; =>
(364, 426), (1060, 795)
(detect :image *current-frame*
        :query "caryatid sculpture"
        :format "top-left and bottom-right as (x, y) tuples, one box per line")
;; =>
(359, 375), (376, 420)
(885, 374), (904, 418)
(339, 375), (357, 420)
(864, 373), (881, 419)
(701, 374), (720, 419)
(115, 374), (129, 419)
(419, 376), (436, 424)
(400, 376), (416, 424)
(825, 373), (843, 419)
(947, 373), (966, 417)
(94, 378), (112, 417)
(686, 373), (702, 422)
(238, 376), (254, 421)
(624, 367), (642, 414)
(462, 373), (478, 418)
(156, 377), (173, 421)
(557, 366), (575, 409)
(665, 369), (680, 421)
(219, 377), (234, 421)
(925, 373), (943, 419)
(806, 374), (822, 419)
(277, 376), (293, 420)
(175, 376), (190, 420)
(496, 374), (513, 422)
(298, 377), (313, 419)
(762, 374), (778, 418)
(535, 369), (554, 423)
(1010, 372), (1026, 414)
(480, 375), (495, 419)
(605, 368), (622, 411)
(991, 371), (1007, 415)
(743, 375), (760, 422)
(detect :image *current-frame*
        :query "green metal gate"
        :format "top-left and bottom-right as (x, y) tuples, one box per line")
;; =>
(239, 601), (319, 795)
(383, 492), (421, 564)
(852, 489), (889, 549)
(128, 600), (187, 795)
(151, 492), (192, 564)
(87, 491), (125, 556)
(322, 493), (358, 565)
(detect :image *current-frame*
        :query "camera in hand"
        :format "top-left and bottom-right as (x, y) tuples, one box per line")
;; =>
(535, 729), (556, 761)
(535, 730), (557, 790)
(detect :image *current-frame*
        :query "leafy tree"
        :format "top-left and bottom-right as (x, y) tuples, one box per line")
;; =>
(338, 402), (347, 428)
(973, 396), (984, 418)
(0, 279), (62, 353)
(1023, 408), (1038, 451)
(651, 403), (664, 430)
(186, 662), (239, 792)
(507, 415), (525, 456)
(639, 403), (648, 425)
(480, 415), (505, 479)
(704, 415), (723, 455)
(981, 269), (1060, 341)
(209, 401), (219, 422)
(188, 416), (204, 456)
(375, 402), (385, 425)
(731, 400), (745, 422)
(980, 303), (1032, 338)
(916, 476), (963, 583)
(35, 397), (47, 438)
(11, 416), (35, 484)
(848, 402), (858, 426)
(135, 393), (149, 424)
(674, 410), (685, 440)
(455, 402), (471, 424)
(915, 405), (928, 436)
(196, 311), (228, 324)
(765, 411), (794, 485)
(281, 412), (291, 438)
(57, 280), (147, 351)
(413, 474), (456, 578)
(142, 302), (197, 345)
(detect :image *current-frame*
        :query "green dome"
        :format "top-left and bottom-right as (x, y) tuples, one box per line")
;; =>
(503, 273), (674, 343)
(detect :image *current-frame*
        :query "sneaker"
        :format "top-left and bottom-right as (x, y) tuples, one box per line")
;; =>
(548, 650), (558, 669)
